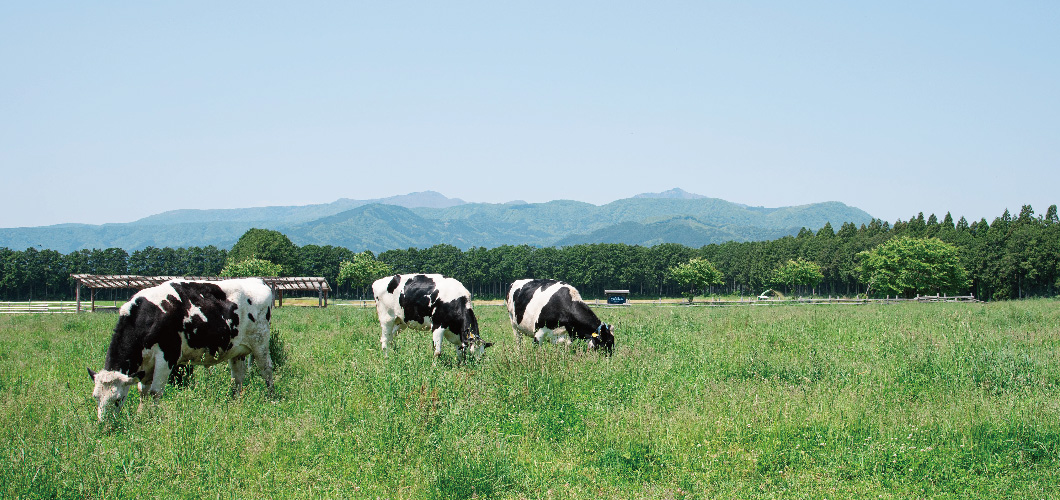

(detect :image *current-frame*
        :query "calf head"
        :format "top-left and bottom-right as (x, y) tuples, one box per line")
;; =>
(588, 323), (615, 354)
(88, 368), (140, 422)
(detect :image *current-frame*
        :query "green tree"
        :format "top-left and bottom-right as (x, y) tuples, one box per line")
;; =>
(771, 259), (824, 296)
(668, 258), (724, 303)
(298, 245), (356, 297)
(228, 229), (299, 276)
(421, 244), (464, 278)
(219, 258), (283, 278)
(858, 237), (969, 298)
(129, 246), (178, 276)
(337, 251), (393, 299)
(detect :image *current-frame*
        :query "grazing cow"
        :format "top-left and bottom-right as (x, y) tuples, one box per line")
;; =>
(507, 279), (615, 353)
(372, 274), (492, 362)
(88, 278), (274, 421)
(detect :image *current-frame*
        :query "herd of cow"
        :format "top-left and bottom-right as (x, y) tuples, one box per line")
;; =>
(88, 274), (616, 421)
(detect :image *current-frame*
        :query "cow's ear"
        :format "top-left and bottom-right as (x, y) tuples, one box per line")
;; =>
(87, 368), (97, 382)
(483, 342), (494, 349)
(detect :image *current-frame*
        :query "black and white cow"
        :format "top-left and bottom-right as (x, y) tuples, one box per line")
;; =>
(373, 274), (492, 362)
(88, 278), (274, 421)
(506, 279), (615, 353)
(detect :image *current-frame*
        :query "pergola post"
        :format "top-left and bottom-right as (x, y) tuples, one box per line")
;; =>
(76, 282), (82, 313)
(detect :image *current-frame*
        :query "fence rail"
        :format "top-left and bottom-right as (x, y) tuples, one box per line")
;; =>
(639, 294), (980, 307)
(0, 301), (81, 314)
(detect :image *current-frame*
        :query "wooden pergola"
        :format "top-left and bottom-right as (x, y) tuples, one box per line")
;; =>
(70, 274), (332, 312)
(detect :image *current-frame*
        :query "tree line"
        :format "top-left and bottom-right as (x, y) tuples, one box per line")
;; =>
(1, 204), (1057, 302)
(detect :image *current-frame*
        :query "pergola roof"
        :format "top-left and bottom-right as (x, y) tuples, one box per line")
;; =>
(71, 274), (331, 292)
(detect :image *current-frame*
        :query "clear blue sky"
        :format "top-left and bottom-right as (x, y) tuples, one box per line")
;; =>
(2, 1), (1057, 228)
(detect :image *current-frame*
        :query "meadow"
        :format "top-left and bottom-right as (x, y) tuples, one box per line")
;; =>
(1, 300), (1059, 499)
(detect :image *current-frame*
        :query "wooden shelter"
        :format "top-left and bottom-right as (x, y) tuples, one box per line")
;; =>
(70, 274), (332, 312)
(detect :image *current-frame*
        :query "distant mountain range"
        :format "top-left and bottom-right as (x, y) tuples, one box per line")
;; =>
(0, 189), (874, 253)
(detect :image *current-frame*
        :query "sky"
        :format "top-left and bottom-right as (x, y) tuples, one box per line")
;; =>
(2, 1), (1058, 229)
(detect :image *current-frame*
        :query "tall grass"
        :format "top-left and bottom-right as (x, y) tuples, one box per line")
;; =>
(1, 300), (1058, 498)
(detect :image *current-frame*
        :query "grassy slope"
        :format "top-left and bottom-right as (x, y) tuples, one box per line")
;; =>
(1, 301), (1058, 499)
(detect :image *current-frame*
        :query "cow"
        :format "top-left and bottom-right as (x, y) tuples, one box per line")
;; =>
(506, 279), (615, 354)
(88, 278), (274, 422)
(372, 274), (492, 362)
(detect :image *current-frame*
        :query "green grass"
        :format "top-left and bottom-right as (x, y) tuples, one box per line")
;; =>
(2, 300), (1059, 498)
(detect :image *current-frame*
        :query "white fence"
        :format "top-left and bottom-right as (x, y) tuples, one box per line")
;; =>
(643, 294), (979, 307)
(0, 301), (81, 314)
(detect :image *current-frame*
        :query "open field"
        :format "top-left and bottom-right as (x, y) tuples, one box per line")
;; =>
(2, 300), (1059, 499)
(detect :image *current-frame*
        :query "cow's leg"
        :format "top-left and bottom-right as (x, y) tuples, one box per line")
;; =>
(249, 341), (275, 396)
(557, 330), (573, 348)
(147, 360), (172, 400)
(229, 355), (249, 396)
(432, 327), (446, 363)
(137, 371), (155, 413)
(380, 320), (399, 353)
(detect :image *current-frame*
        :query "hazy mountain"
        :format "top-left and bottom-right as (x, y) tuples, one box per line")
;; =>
(553, 216), (799, 247)
(0, 191), (874, 253)
(632, 187), (708, 200)
(131, 191), (466, 226)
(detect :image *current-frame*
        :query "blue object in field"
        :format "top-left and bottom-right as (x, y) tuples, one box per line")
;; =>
(605, 289), (629, 305)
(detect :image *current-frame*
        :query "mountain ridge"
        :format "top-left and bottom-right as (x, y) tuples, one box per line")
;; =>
(131, 190), (467, 226)
(0, 189), (874, 253)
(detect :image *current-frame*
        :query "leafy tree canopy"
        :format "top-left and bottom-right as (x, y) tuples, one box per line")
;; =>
(337, 251), (393, 298)
(228, 229), (298, 276)
(858, 236), (969, 298)
(220, 258), (283, 278)
(668, 258), (724, 303)
(771, 259), (824, 293)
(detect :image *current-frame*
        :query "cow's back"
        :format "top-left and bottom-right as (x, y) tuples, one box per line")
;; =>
(373, 274), (448, 326)
(508, 279), (569, 329)
(373, 273), (475, 333)
(509, 279), (597, 335)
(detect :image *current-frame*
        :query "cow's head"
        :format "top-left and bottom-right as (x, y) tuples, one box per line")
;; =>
(588, 323), (615, 355)
(457, 308), (492, 361)
(461, 330), (494, 361)
(88, 368), (139, 422)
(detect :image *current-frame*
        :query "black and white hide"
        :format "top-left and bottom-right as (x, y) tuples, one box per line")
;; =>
(372, 274), (491, 362)
(88, 278), (274, 421)
(506, 279), (615, 353)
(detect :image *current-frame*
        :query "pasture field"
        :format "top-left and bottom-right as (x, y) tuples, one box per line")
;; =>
(2, 300), (1059, 499)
